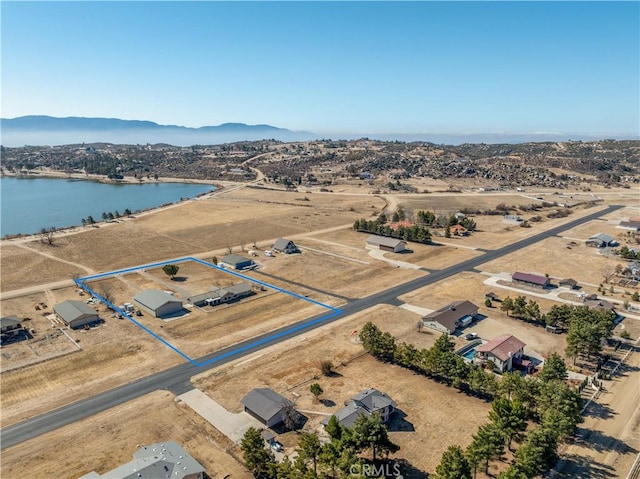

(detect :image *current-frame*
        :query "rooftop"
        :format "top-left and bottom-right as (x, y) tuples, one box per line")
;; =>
(365, 235), (405, 248)
(512, 272), (549, 286)
(53, 300), (97, 322)
(476, 334), (526, 362)
(241, 388), (290, 422)
(423, 300), (478, 331)
(134, 290), (181, 310)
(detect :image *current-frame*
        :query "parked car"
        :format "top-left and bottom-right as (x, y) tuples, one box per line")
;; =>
(465, 332), (478, 340)
(270, 441), (284, 452)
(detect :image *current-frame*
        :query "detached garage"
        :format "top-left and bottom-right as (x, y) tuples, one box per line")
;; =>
(365, 235), (406, 253)
(134, 290), (183, 318)
(221, 254), (255, 270)
(54, 300), (99, 329)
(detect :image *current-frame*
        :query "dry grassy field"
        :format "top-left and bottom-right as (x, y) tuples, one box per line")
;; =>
(0, 390), (250, 479)
(1, 182), (638, 479)
(193, 303), (492, 476)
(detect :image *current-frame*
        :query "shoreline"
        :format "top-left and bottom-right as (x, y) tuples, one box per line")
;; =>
(1, 170), (226, 241)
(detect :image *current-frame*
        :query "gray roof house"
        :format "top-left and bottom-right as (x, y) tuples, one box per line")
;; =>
(619, 220), (640, 231)
(79, 440), (205, 479)
(422, 300), (478, 334)
(188, 282), (254, 307)
(1, 315), (22, 334)
(272, 238), (299, 254)
(221, 254), (256, 270)
(54, 300), (99, 329)
(322, 389), (396, 429)
(586, 233), (617, 248)
(241, 388), (293, 427)
(365, 235), (406, 253)
(134, 290), (183, 318)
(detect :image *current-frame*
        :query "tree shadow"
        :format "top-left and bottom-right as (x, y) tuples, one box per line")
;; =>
(583, 401), (616, 420)
(554, 453), (617, 478)
(171, 276), (188, 282)
(320, 398), (336, 407)
(393, 458), (427, 479)
(573, 428), (638, 455)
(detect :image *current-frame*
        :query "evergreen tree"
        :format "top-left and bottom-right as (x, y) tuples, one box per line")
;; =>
(352, 413), (399, 461)
(298, 432), (322, 474)
(435, 445), (472, 479)
(240, 427), (276, 478)
(538, 353), (568, 383)
(488, 398), (527, 450)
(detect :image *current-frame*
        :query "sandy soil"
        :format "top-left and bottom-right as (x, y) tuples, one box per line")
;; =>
(0, 390), (250, 479)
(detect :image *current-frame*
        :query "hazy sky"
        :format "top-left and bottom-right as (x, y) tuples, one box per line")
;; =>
(2, 1), (638, 136)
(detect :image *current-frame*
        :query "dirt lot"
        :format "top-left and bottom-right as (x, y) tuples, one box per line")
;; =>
(0, 390), (250, 479)
(193, 304), (492, 476)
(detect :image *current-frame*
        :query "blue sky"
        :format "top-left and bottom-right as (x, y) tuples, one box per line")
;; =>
(2, 1), (638, 137)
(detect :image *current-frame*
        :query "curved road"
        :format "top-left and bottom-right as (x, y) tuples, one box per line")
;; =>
(0, 205), (623, 449)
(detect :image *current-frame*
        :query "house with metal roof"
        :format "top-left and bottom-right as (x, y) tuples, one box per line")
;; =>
(272, 238), (299, 254)
(221, 254), (256, 270)
(321, 388), (396, 429)
(421, 300), (478, 334)
(79, 440), (205, 479)
(586, 233), (617, 248)
(365, 235), (406, 253)
(241, 388), (293, 427)
(512, 272), (551, 289)
(187, 282), (253, 307)
(475, 334), (526, 373)
(53, 300), (99, 329)
(133, 290), (183, 318)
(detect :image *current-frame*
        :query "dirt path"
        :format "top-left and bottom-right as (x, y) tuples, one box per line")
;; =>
(554, 347), (640, 478)
(12, 242), (95, 275)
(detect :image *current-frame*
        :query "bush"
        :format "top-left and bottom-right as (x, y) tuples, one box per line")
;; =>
(620, 330), (631, 340)
(320, 360), (334, 376)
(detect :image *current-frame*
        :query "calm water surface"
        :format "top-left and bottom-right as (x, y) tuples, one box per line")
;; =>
(1, 176), (215, 236)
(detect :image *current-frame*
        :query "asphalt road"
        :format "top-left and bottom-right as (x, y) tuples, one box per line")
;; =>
(0, 204), (623, 449)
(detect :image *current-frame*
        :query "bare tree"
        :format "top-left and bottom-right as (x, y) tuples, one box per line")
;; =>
(226, 245), (233, 254)
(280, 400), (301, 431)
(39, 227), (56, 246)
(602, 265), (616, 284)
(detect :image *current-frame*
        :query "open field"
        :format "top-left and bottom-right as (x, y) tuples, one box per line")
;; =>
(478, 235), (627, 286)
(0, 245), (85, 291)
(1, 182), (638, 477)
(193, 304), (491, 476)
(0, 390), (250, 479)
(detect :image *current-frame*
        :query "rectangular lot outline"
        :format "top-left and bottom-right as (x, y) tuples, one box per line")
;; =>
(74, 256), (343, 367)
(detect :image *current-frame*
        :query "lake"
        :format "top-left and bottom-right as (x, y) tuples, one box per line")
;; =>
(0, 176), (216, 237)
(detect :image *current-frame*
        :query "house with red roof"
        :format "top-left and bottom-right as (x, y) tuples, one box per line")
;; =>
(476, 334), (526, 373)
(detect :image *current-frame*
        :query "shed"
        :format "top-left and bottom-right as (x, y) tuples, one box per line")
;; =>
(1, 315), (22, 334)
(586, 233), (616, 248)
(221, 254), (255, 270)
(134, 290), (183, 318)
(559, 278), (578, 289)
(512, 272), (550, 289)
(54, 300), (99, 329)
(365, 235), (406, 253)
(241, 388), (293, 427)
(272, 238), (299, 254)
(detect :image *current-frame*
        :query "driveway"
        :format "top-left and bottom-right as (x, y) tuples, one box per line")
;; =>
(178, 388), (263, 443)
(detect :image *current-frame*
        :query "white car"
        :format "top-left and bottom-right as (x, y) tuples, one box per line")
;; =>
(264, 250), (274, 257)
(270, 441), (284, 452)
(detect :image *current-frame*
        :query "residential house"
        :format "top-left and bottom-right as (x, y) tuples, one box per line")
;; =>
(133, 290), (183, 318)
(188, 282), (253, 307)
(422, 300), (478, 334)
(618, 220), (640, 231)
(365, 235), (406, 253)
(221, 254), (256, 270)
(586, 233), (617, 248)
(475, 334), (526, 373)
(448, 224), (468, 236)
(1, 315), (24, 341)
(241, 388), (293, 428)
(512, 272), (551, 289)
(79, 441), (205, 479)
(53, 300), (99, 329)
(322, 389), (396, 429)
(272, 238), (299, 254)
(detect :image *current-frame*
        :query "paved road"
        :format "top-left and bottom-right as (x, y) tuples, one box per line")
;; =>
(0, 205), (623, 449)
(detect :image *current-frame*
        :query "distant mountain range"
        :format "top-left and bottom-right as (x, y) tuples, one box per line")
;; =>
(2, 115), (636, 147)
(1, 115), (317, 146)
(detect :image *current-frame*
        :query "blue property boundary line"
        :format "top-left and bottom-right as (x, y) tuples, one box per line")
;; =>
(74, 257), (343, 367)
